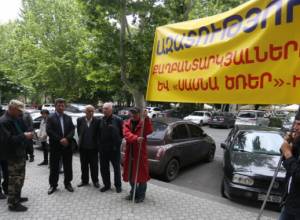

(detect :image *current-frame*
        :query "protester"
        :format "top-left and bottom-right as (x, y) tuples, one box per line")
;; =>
(37, 109), (50, 166)
(98, 102), (123, 193)
(0, 100), (33, 211)
(46, 98), (75, 195)
(77, 105), (100, 188)
(122, 107), (153, 203)
(279, 112), (300, 220)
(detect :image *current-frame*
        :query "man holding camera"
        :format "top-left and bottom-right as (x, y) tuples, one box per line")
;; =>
(280, 113), (300, 220)
(0, 100), (33, 212)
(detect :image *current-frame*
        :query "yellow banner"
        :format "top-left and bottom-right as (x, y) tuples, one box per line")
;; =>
(146, 0), (300, 104)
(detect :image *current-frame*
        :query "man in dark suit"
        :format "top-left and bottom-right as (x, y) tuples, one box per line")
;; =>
(46, 98), (75, 195)
(77, 105), (100, 188)
(98, 102), (123, 193)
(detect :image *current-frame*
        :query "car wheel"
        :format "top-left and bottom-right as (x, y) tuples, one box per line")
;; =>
(204, 147), (215, 162)
(152, 114), (156, 118)
(163, 158), (180, 182)
(221, 178), (227, 198)
(199, 120), (203, 126)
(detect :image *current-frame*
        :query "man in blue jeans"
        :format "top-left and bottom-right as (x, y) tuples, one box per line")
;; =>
(279, 113), (300, 220)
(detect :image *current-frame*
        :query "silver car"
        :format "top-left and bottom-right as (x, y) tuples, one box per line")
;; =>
(235, 110), (269, 127)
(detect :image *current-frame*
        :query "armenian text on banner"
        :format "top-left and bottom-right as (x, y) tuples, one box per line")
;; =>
(146, 0), (300, 104)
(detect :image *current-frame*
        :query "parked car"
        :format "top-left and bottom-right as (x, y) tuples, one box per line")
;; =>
(183, 111), (212, 126)
(41, 104), (55, 112)
(208, 112), (235, 128)
(121, 118), (216, 181)
(235, 110), (269, 126)
(157, 109), (184, 119)
(146, 107), (162, 118)
(221, 125), (285, 206)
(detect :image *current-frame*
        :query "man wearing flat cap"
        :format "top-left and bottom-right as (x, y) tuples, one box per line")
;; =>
(122, 107), (153, 203)
(280, 111), (300, 219)
(0, 100), (33, 212)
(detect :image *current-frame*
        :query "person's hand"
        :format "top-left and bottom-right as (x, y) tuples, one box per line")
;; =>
(281, 140), (293, 159)
(137, 137), (144, 144)
(60, 138), (69, 146)
(24, 132), (33, 140)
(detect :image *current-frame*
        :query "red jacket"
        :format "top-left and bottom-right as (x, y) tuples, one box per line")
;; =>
(122, 117), (153, 183)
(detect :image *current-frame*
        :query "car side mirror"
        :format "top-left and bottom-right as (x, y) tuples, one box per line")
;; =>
(221, 143), (227, 149)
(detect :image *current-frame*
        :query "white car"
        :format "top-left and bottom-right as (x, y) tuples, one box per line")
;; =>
(146, 107), (162, 118)
(42, 103), (55, 113)
(183, 111), (212, 125)
(235, 110), (269, 126)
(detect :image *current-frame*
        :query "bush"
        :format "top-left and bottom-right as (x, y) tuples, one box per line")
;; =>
(268, 117), (283, 128)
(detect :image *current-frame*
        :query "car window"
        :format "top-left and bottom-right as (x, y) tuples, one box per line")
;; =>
(172, 124), (189, 140)
(233, 131), (282, 155)
(153, 107), (161, 111)
(191, 112), (203, 116)
(205, 113), (211, 117)
(238, 112), (256, 118)
(187, 124), (203, 138)
(147, 121), (167, 139)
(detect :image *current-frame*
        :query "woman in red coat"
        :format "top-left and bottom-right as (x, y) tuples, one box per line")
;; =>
(123, 107), (153, 203)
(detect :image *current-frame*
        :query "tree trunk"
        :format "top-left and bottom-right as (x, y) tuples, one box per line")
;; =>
(119, 0), (145, 111)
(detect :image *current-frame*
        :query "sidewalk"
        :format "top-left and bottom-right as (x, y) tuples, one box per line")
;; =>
(0, 151), (278, 220)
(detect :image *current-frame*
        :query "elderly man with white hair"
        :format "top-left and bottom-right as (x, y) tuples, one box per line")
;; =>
(0, 100), (33, 212)
(76, 105), (100, 188)
(98, 102), (123, 193)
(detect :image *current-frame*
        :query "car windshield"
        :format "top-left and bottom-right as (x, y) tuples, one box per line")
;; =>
(238, 112), (256, 118)
(233, 131), (283, 155)
(147, 121), (167, 139)
(191, 112), (203, 116)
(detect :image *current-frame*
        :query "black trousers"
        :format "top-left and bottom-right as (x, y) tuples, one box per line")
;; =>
(41, 141), (48, 162)
(26, 140), (34, 158)
(49, 145), (73, 187)
(99, 150), (121, 188)
(79, 148), (99, 184)
(0, 160), (8, 193)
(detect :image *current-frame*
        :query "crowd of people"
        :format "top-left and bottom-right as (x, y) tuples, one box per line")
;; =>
(0, 98), (153, 212)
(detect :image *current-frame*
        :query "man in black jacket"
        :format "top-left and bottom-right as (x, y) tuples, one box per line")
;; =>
(46, 98), (75, 195)
(98, 102), (123, 193)
(280, 112), (300, 220)
(77, 105), (99, 188)
(0, 100), (33, 212)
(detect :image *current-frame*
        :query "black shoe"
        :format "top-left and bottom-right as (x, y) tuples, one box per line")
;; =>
(38, 161), (48, 166)
(135, 197), (144, 203)
(124, 195), (132, 201)
(29, 157), (34, 162)
(19, 197), (28, 203)
(0, 192), (6, 200)
(8, 203), (28, 212)
(93, 182), (100, 188)
(48, 186), (57, 195)
(116, 187), (122, 193)
(77, 183), (88, 187)
(65, 184), (74, 192)
(100, 186), (110, 192)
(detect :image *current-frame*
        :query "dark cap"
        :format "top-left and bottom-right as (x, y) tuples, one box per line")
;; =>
(40, 109), (50, 114)
(129, 107), (141, 114)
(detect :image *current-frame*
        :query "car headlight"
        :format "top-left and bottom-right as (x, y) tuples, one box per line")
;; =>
(232, 174), (254, 186)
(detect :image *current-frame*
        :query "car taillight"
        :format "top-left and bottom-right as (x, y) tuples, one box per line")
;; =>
(155, 147), (165, 160)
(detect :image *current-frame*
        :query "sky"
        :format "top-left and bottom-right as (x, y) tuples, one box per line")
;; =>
(0, 0), (22, 24)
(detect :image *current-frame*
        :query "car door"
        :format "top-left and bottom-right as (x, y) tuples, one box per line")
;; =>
(169, 123), (191, 167)
(204, 112), (212, 124)
(187, 124), (210, 161)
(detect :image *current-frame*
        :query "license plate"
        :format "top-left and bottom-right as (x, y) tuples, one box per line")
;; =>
(257, 194), (282, 203)
(213, 118), (217, 121)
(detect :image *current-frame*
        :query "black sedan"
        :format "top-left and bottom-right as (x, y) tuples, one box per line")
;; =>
(221, 125), (286, 206)
(121, 118), (216, 182)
